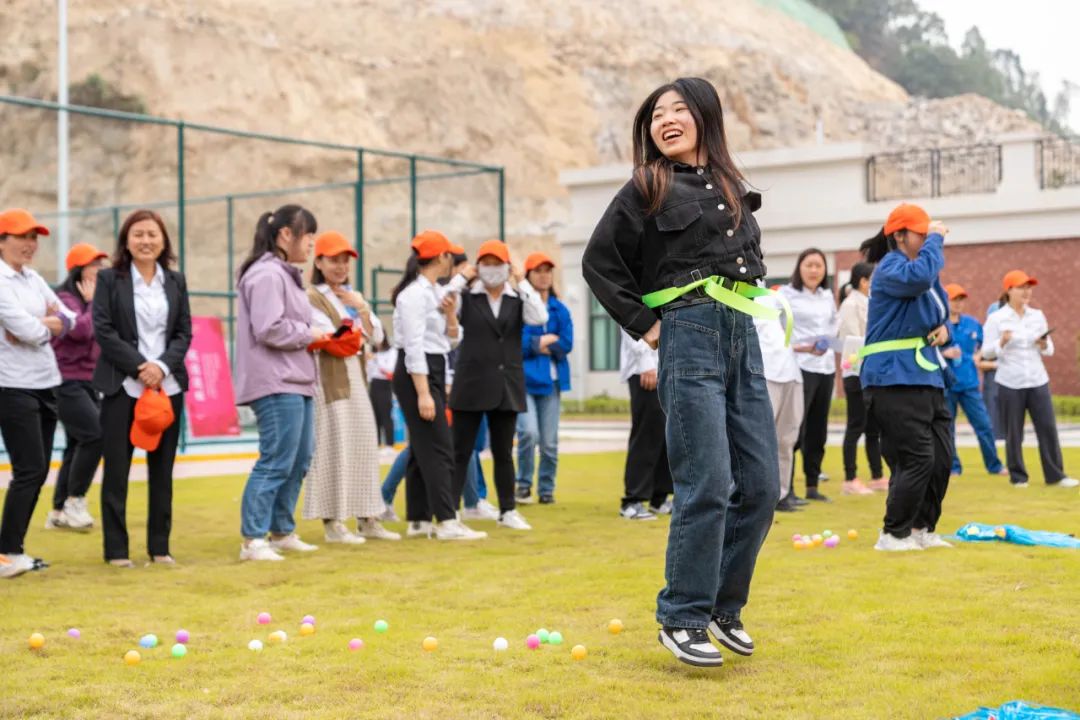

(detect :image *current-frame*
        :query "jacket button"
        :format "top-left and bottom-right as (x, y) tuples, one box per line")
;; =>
(739, 267), (748, 274)
(498, 364), (505, 370)
(736, 257), (744, 264)
(726, 229), (735, 237)
(706, 184), (713, 190)
(696, 168), (704, 175)
(717, 203), (725, 211)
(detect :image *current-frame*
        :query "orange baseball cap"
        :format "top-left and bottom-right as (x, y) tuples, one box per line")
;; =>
(0, 208), (50, 236)
(476, 239), (510, 264)
(1002, 270), (1038, 291)
(411, 230), (453, 260)
(130, 388), (176, 452)
(410, 231), (461, 255)
(65, 243), (108, 272)
(884, 204), (930, 236)
(524, 252), (555, 272)
(944, 283), (968, 300)
(314, 231), (358, 259)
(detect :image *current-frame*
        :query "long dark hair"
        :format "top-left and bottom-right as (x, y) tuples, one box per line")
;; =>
(111, 210), (176, 275)
(860, 228), (898, 264)
(631, 77), (746, 225)
(390, 252), (442, 306)
(790, 248), (829, 291)
(850, 262), (874, 289)
(238, 204), (317, 279)
(58, 265), (87, 303)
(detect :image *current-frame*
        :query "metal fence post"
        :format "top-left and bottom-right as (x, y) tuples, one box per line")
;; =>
(226, 195), (235, 367)
(111, 206), (120, 240)
(355, 148), (365, 292)
(177, 121), (186, 272)
(931, 148), (940, 198)
(409, 156), (418, 239)
(498, 168), (506, 241)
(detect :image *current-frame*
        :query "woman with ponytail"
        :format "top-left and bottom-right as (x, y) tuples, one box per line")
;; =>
(235, 205), (324, 562)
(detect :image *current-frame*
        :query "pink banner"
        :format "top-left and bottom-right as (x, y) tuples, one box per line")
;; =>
(183, 316), (241, 437)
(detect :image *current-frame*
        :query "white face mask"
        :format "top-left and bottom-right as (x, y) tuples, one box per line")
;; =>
(477, 263), (510, 288)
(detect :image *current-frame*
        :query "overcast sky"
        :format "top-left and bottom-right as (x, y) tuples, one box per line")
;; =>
(922, 0), (1079, 130)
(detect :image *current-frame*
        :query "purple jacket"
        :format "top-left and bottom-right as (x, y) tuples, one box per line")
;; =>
(234, 253), (316, 405)
(50, 290), (99, 382)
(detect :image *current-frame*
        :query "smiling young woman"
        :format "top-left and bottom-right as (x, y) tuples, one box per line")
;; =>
(583, 77), (778, 668)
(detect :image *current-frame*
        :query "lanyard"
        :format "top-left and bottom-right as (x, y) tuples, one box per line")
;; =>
(642, 275), (793, 346)
(857, 337), (939, 372)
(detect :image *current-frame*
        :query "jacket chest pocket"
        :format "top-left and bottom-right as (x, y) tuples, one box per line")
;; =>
(656, 201), (706, 259)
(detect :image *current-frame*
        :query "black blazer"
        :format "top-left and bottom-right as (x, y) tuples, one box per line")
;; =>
(92, 266), (192, 396)
(449, 290), (526, 413)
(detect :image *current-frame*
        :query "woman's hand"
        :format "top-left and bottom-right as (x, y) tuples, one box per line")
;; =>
(333, 287), (370, 314)
(643, 320), (661, 350)
(1036, 337), (1049, 352)
(77, 276), (97, 303)
(1000, 329), (1013, 347)
(137, 362), (165, 389)
(41, 316), (64, 336)
(538, 333), (559, 355)
(311, 327), (328, 342)
(941, 346), (962, 360)
(510, 264), (524, 285)
(459, 263), (477, 282)
(640, 369), (658, 391)
(927, 325), (950, 347)
(417, 392), (436, 421)
(928, 220), (950, 237)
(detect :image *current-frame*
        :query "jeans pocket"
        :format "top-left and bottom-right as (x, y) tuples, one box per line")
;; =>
(669, 317), (721, 377)
(744, 316), (764, 376)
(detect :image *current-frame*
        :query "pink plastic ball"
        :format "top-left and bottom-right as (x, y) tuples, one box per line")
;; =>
(175, 629), (190, 644)
(791, 533), (802, 542)
(824, 536), (840, 548)
(526, 634), (541, 650)
(67, 628), (81, 639)
(348, 638), (364, 651)
(302, 615), (315, 626)
(257, 612), (271, 625)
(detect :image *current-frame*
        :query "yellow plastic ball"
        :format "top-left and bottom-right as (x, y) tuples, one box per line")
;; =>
(300, 623), (315, 636)
(28, 633), (45, 649)
(124, 650), (141, 666)
(792, 540), (803, 550)
(268, 630), (287, 644)
(608, 619), (624, 635)
(571, 644), (588, 661)
(847, 529), (859, 540)
(422, 636), (438, 652)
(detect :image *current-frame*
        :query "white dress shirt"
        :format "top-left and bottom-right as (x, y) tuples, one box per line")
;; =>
(466, 278), (549, 326)
(779, 284), (838, 374)
(310, 283), (385, 344)
(0, 258), (74, 389)
(392, 275), (462, 375)
(753, 295), (802, 384)
(982, 304), (1052, 389)
(619, 329), (658, 383)
(122, 264), (182, 398)
(368, 348), (398, 381)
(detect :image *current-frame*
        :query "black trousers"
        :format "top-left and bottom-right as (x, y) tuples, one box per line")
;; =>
(0, 388), (58, 554)
(53, 380), (103, 510)
(369, 378), (395, 447)
(452, 409), (517, 513)
(100, 391), (184, 560)
(998, 383), (1066, 485)
(392, 352), (456, 523)
(622, 376), (672, 507)
(797, 370), (833, 489)
(866, 386), (952, 537)
(841, 375), (884, 481)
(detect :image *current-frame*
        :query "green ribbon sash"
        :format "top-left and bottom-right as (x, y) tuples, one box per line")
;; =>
(857, 337), (939, 372)
(642, 276), (793, 346)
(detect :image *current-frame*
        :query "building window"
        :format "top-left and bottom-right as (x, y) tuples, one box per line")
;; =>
(589, 294), (620, 371)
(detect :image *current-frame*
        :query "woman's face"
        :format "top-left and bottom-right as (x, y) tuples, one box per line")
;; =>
(1008, 283), (1034, 306)
(280, 226), (316, 264)
(127, 219), (165, 265)
(650, 90), (699, 166)
(478, 256), (504, 269)
(897, 229), (927, 257)
(528, 263), (554, 292)
(0, 232), (39, 270)
(951, 296), (966, 313)
(82, 258), (105, 283)
(316, 252), (351, 286)
(799, 253), (826, 290)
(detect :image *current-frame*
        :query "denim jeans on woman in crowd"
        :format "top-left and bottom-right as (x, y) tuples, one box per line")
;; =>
(381, 430), (488, 509)
(516, 391), (561, 496)
(240, 393), (314, 539)
(655, 301), (780, 629)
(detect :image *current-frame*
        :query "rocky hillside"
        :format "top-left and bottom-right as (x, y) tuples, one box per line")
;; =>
(0, 0), (1040, 300)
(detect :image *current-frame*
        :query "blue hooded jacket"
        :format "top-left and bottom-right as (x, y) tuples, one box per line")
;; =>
(861, 234), (951, 389)
(522, 294), (573, 396)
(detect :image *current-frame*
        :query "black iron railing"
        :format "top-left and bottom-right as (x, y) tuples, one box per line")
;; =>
(866, 144), (1002, 202)
(1037, 136), (1080, 189)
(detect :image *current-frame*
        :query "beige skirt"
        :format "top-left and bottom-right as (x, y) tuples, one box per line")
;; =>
(303, 356), (384, 520)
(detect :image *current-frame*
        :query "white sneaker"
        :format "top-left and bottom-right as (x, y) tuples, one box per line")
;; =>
(0, 553), (36, 578)
(911, 528), (953, 549)
(874, 531), (924, 552)
(433, 519), (487, 541)
(63, 497), (94, 530)
(476, 499), (501, 520)
(1054, 477), (1079, 488)
(461, 507), (488, 521)
(269, 534), (319, 553)
(496, 509), (532, 530)
(406, 521), (433, 538)
(324, 521), (366, 545)
(357, 518), (401, 541)
(240, 539), (285, 562)
(44, 510), (70, 530)
(377, 505), (400, 523)
(1013, 482), (1030, 488)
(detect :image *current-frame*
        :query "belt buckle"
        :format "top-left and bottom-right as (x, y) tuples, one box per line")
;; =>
(688, 269), (705, 298)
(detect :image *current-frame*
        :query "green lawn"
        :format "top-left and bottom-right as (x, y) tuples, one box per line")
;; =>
(2, 447), (1078, 719)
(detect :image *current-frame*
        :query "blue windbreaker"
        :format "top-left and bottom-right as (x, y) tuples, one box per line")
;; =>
(522, 294), (573, 396)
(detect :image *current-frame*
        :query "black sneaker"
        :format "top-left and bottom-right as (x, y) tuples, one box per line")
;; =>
(515, 487), (534, 504)
(805, 488), (831, 502)
(538, 494), (555, 505)
(708, 617), (754, 656)
(775, 495), (801, 512)
(658, 626), (723, 667)
(788, 493), (810, 507)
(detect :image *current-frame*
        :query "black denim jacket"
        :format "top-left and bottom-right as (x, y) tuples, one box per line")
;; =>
(582, 163), (766, 339)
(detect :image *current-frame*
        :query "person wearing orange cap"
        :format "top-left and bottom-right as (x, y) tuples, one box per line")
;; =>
(515, 251), (573, 505)
(93, 210), (191, 566)
(0, 208), (75, 578)
(301, 231), (400, 544)
(942, 283), (1005, 479)
(858, 204), (955, 552)
(982, 271), (1077, 488)
(45, 243), (110, 532)
(448, 239), (548, 531)
(390, 230), (485, 540)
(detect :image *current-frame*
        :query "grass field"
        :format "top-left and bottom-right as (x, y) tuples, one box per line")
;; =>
(2, 447), (1079, 720)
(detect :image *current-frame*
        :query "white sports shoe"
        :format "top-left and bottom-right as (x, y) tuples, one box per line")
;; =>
(0, 553), (36, 578)
(357, 518), (401, 541)
(1054, 477), (1079, 488)
(269, 534), (319, 553)
(239, 539), (285, 562)
(911, 528), (953, 549)
(63, 497), (94, 529)
(44, 510), (71, 530)
(874, 531), (924, 552)
(377, 505), (400, 523)
(496, 510), (532, 530)
(433, 519), (487, 541)
(476, 499), (501, 519)
(324, 521), (366, 545)
(406, 521), (433, 538)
